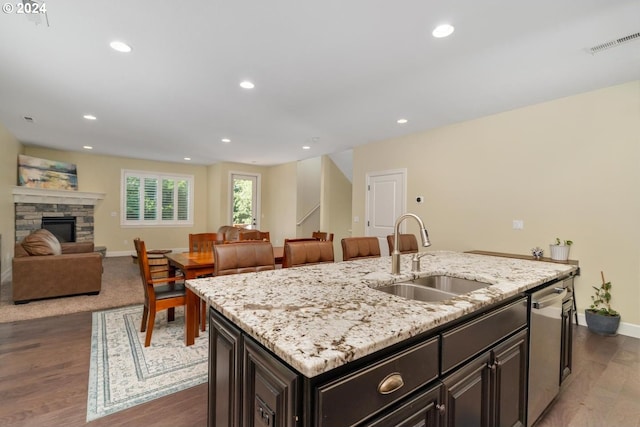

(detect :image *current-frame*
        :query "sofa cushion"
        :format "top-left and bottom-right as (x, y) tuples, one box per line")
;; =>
(21, 229), (62, 256)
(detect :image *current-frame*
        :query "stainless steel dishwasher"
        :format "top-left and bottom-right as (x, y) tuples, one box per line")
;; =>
(527, 280), (569, 427)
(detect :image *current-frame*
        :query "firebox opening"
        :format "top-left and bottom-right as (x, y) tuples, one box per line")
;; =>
(41, 217), (76, 243)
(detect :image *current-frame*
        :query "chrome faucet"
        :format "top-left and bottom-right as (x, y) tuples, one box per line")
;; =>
(392, 213), (431, 275)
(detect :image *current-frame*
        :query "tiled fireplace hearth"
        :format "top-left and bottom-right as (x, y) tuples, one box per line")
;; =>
(13, 187), (105, 243)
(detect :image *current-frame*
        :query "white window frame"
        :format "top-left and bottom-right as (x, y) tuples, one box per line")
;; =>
(121, 169), (194, 227)
(228, 171), (261, 229)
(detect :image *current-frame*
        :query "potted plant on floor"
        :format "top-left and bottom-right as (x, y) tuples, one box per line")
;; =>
(585, 271), (620, 336)
(549, 238), (573, 261)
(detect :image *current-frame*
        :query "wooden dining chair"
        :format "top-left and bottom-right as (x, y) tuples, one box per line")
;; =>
(188, 233), (218, 331)
(283, 240), (334, 268)
(189, 233), (217, 253)
(213, 241), (276, 276)
(341, 237), (381, 261)
(134, 238), (186, 347)
(386, 234), (419, 255)
(312, 231), (334, 242)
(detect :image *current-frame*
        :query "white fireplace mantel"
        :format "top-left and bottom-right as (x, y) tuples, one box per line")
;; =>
(12, 187), (106, 205)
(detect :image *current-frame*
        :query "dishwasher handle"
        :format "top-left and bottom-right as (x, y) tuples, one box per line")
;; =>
(532, 288), (567, 309)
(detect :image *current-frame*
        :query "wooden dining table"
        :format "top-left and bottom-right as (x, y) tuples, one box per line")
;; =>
(165, 246), (284, 346)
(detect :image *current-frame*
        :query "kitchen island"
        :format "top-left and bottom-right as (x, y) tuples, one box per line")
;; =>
(186, 250), (578, 426)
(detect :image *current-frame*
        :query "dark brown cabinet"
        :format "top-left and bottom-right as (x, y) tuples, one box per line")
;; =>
(210, 309), (243, 427)
(243, 338), (299, 427)
(209, 297), (530, 427)
(560, 298), (573, 385)
(443, 351), (491, 427)
(442, 330), (527, 427)
(315, 337), (439, 427)
(365, 382), (445, 427)
(209, 308), (299, 427)
(492, 330), (528, 427)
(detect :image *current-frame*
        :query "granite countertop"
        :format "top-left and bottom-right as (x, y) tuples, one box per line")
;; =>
(186, 250), (577, 378)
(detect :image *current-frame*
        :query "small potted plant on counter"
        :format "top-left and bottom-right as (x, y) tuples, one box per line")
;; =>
(549, 238), (573, 261)
(585, 271), (620, 336)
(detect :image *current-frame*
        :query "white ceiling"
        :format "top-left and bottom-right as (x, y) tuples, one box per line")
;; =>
(0, 1), (638, 167)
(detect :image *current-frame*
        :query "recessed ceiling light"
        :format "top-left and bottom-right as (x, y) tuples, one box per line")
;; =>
(221, 138), (231, 143)
(110, 41), (132, 53)
(432, 24), (454, 38)
(397, 118), (408, 124)
(184, 157), (191, 161)
(83, 145), (93, 150)
(83, 114), (97, 120)
(302, 146), (311, 150)
(239, 80), (255, 89)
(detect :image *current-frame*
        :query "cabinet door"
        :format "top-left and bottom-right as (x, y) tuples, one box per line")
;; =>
(491, 330), (527, 427)
(243, 338), (299, 427)
(365, 382), (444, 427)
(560, 299), (573, 385)
(443, 352), (491, 427)
(209, 309), (243, 427)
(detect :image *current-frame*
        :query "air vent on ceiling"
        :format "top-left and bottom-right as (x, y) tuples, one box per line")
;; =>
(588, 32), (640, 54)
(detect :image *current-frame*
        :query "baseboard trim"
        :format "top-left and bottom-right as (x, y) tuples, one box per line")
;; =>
(1, 268), (11, 285)
(576, 312), (639, 339)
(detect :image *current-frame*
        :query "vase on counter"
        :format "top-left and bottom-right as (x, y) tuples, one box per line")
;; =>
(549, 245), (570, 261)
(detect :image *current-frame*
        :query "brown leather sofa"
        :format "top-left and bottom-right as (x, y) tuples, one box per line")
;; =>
(12, 229), (103, 304)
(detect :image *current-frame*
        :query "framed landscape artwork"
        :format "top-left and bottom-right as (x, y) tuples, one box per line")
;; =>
(18, 154), (78, 190)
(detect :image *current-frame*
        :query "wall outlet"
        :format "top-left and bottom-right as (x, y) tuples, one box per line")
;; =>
(512, 220), (524, 230)
(124, 239), (128, 246)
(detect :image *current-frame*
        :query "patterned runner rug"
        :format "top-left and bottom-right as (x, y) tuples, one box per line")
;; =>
(87, 305), (208, 421)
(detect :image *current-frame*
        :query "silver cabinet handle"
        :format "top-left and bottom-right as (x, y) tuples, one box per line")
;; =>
(532, 288), (567, 309)
(436, 403), (446, 414)
(377, 372), (404, 395)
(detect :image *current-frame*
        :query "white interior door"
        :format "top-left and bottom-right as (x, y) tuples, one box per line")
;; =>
(230, 173), (260, 229)
(366, 169), (406, 255)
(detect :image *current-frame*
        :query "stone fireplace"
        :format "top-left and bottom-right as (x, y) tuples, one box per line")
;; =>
(41, 216), (77, 242)
(13, 187), (105, 243)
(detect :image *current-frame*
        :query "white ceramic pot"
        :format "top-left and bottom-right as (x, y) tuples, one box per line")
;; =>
(549, 244), (570, 261)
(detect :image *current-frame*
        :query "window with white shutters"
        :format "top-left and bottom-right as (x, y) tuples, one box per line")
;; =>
(121, 170), (193, 226)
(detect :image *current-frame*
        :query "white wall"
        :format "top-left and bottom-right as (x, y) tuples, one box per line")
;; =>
(352, 81), (640, 328)
(0, 124), (22, 281)
(321, 155), (353, 259)
(296, 157), (321, 238)
(263, 162), (298, 246)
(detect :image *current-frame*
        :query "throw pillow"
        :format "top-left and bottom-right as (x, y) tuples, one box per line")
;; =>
(21, 228), (62, 256)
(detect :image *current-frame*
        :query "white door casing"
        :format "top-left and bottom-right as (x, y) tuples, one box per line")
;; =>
(366, 169), (406, 256)
(229, 172), (261, 229)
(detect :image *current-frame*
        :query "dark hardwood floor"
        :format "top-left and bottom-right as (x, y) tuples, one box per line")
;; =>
(0, 311), (207, 427)
(535, 324), (640, 427)
(0, 312), (638, 426)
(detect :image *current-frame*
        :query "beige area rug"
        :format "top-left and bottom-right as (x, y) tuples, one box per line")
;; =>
(0, 256), (144, 323)
(87, 305), (208, 421)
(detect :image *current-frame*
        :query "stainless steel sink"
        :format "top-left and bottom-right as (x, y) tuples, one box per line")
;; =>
(410, 275), (491, 294)
(375, 275), (491, 302)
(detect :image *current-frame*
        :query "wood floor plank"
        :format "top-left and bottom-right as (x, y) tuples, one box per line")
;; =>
(0, 309), (637, 426)
(0, 311), (207, 427)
